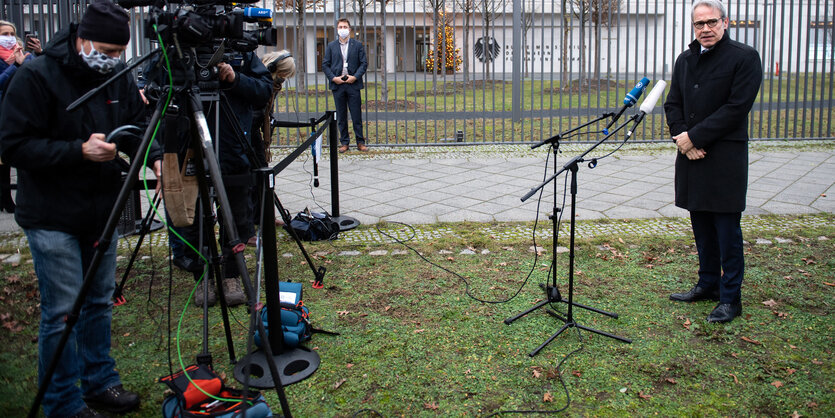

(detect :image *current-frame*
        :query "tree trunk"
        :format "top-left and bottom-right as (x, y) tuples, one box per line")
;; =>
(296, 11), (306, 91)
(380, 7), (388, 103)
(462, 12), (470, 83)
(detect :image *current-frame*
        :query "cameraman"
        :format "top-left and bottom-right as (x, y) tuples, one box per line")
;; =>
(0, 2), (161, 417)
(144, 45), (272, 307)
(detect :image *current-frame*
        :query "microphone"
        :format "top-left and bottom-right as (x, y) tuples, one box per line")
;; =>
(627, 80), (667, 137)
(604, 77), (650, 134)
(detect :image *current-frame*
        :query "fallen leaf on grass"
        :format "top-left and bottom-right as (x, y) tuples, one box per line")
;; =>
(424, 402), (439, 411)
(771, 380), (783, 388)
(638, 391), (651, 399)
(665, 378), (677, 385)
(337, 310), (351, 316)
(789, 345), (797, 349)
(731, 352), (739, 358)
(741, 336), (762, 345)
(6, 275), (19, 284)
(531, 367), (542, 378)
(572, 370), (582, 377)
(333, 378), (346, 389)
(823, 282), (835, 287)
(446, 257), (455, 261)
(761, 299), (778, 308)
(543, 392), (554, 402)
(807, 401), (818, 408)
(790, 411), (801, 418)
(801, 258), (816, 265)
(413, 329), (426, 334)
(786, 368), (796, 375)
(773, 311), (788, 319)
(384, 306), (391, 311)
(683, 319), (691, 330)
(729, 373), (739, 384)
(811, 359), (822, 365)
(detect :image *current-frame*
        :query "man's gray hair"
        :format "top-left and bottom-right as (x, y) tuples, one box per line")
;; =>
(692, 0), (727, 19)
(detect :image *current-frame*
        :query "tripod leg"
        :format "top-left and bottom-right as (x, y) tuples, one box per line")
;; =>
(574, 323), (632, 344)
(504, 299), (550, 325)
(113, 191), (162, 305)
(562, 299), (619, 319)
(273, 192), (326, 285)
(530, 323), (572, 357)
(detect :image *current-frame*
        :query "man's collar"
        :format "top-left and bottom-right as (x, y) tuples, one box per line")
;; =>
(339, 37), (349, 45)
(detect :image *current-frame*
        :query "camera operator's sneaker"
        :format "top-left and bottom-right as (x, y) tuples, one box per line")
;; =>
(193, 280), (216, 307)
(222, 278), (246, 307)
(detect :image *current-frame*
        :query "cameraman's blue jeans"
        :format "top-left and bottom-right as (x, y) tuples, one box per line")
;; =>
(25, 229), (122, 417)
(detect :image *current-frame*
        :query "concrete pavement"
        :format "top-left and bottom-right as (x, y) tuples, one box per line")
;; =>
(1, 142), (833, 244)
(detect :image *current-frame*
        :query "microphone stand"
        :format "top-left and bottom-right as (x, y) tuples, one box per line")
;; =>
(505, 114), (639, 357)
(530, 112), (614, 149)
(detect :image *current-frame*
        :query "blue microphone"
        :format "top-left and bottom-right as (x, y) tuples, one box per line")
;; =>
(624, 77), (651, 106)
(604, 77), (650, 133)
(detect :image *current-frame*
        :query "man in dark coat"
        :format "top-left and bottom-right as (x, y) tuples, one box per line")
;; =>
(664, 0), (762, 323)
(322, 18), (368, 152)
(0, 2), (161, 416)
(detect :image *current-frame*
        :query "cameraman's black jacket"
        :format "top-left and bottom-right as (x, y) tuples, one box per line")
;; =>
(0, 24), (161, 236)
(143, 50), (272, 174)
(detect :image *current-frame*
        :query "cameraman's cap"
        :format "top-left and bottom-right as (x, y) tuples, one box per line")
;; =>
(78, 1), (131, 46)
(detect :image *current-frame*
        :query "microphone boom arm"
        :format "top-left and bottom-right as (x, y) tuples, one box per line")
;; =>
(522, 113), (639, 202)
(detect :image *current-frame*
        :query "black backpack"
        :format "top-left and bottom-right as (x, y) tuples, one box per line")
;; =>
(288, 209), (339, 241)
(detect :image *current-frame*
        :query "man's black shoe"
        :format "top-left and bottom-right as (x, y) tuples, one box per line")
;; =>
(173, 256), (202, 273)
(70, 406), (108, 418)
(83, 384), (140, 414)
(707, 302), (742, 323)
(669, 285), (720, 302)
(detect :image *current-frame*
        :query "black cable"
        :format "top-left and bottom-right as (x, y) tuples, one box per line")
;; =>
(351, 408), (384, 418)
(485, 326), (584, 416)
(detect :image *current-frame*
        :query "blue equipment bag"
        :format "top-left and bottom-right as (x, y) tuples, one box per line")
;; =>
(254, 281), (312, 348)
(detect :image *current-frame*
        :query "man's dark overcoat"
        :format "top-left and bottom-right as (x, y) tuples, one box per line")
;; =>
(664, 33), (762, 213)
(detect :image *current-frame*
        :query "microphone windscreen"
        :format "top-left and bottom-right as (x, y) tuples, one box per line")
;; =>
(639, 80), (667, 114)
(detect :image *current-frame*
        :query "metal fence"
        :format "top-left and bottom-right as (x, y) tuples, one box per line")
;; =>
(2, 0), (833, 145)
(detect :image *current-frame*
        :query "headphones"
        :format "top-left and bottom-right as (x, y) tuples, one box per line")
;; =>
(267, 52), (292, 74)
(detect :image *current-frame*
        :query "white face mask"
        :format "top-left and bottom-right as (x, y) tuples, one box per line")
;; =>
(337, 28), (350, 39)
(0, 35), (17, 50)
(79, 41), (121, 74)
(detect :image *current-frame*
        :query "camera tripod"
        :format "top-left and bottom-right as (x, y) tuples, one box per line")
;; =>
(505, 114), (635, 357)
(30, 52), (293, 417)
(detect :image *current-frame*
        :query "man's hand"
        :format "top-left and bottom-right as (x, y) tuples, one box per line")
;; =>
(153, 159), (163, 194)
(673, 131), (695, 154)
(138, 88), (149, 105)
(217, 62), (236, 83)
(82, 134), (117, 162)
(26, 37), (42, 55)
(685, 147), (706, 160)
(346, 75), (357, 84)
(332, 76), (344, 85)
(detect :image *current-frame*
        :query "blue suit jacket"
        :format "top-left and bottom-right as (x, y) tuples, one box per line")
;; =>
(322, 38), (367, 90)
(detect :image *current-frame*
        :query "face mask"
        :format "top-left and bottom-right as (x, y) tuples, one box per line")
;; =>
(79, 41), (121, 74)
(338, 29), (350, 39)
(0, 35), (16, 50)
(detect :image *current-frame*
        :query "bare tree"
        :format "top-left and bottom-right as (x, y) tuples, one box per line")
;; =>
(520, 0), (536, 77)
(455, 0), (481, 83)
(480, 0), (503, 80)
(274, 0), (326, 91)
(570, 0), (620, 80)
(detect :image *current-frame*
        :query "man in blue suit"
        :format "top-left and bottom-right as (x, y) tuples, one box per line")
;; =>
(322, 18), (368, 152)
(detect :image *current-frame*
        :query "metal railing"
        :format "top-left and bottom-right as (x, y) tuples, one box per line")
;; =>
(2, 0), (833, 145)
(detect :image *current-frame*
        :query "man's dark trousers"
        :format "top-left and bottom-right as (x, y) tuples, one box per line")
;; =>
(690, 211), (744, 304)
(333, 84), (365, 146)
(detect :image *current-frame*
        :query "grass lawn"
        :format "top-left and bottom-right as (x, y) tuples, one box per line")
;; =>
(0, 214), (832, 416)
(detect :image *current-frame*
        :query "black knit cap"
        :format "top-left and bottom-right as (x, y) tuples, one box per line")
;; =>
(78, 1), (131, 45)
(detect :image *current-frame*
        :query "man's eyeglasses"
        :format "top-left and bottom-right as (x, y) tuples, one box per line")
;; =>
(693, 18), (721, 30)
